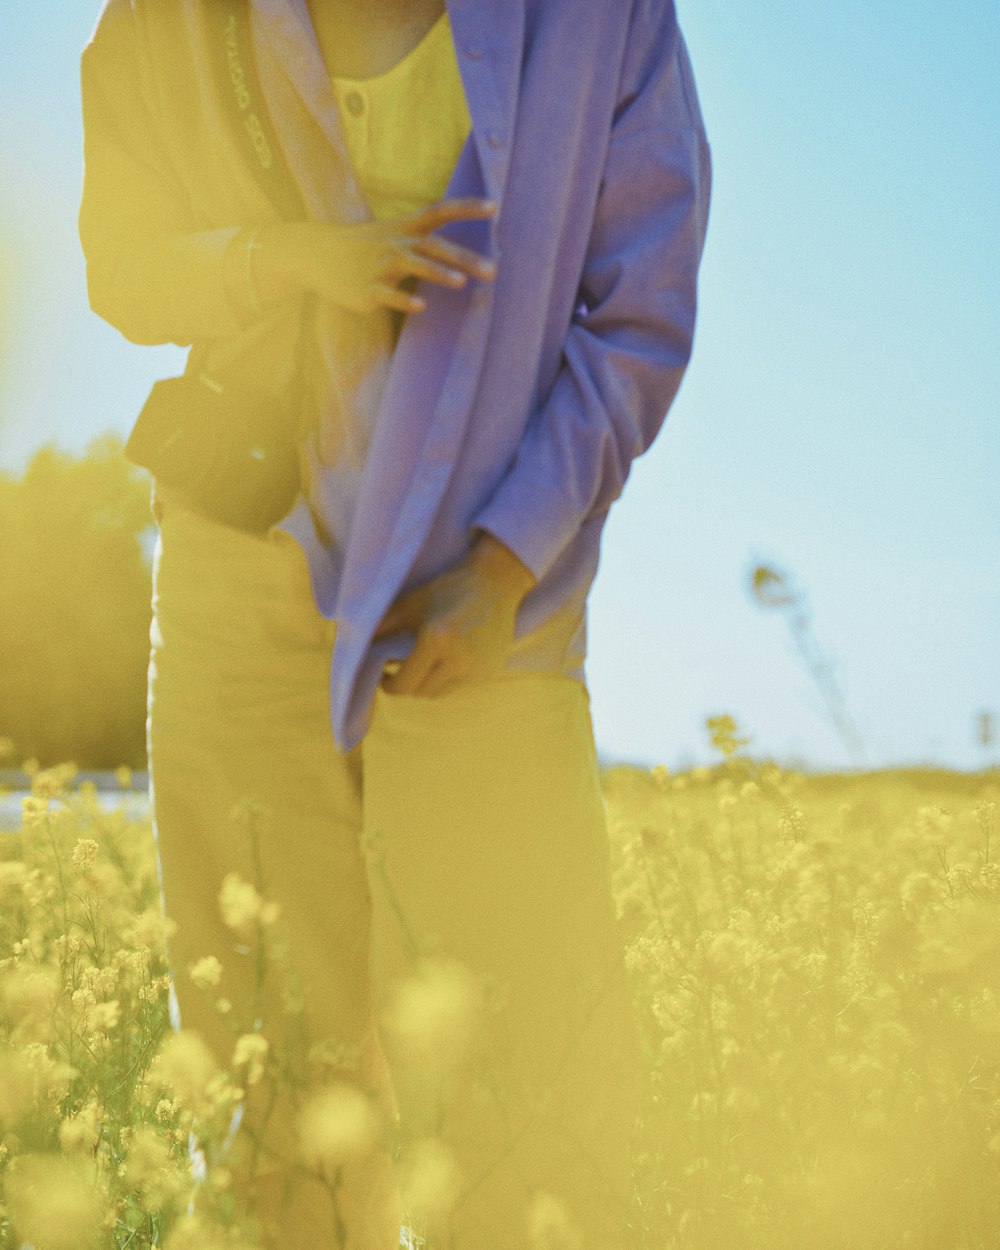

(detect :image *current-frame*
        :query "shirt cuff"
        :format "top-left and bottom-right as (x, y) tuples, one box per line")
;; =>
(469, 461), (584, 586)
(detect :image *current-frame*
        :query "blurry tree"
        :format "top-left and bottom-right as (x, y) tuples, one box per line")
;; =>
(0, 435), (152, 768)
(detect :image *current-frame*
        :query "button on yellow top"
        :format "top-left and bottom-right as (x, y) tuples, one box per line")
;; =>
(330, 13), (473, 222)
(343, 89), (365, 118)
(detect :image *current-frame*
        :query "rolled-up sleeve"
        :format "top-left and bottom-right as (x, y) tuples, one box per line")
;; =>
(78, 0), (254, 346)
(469, 0), (712, 584)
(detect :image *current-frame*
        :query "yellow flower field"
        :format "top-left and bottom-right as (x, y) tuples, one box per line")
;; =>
(0, 737), (997, 1250)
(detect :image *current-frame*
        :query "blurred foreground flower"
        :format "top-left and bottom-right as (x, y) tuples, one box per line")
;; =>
(6, 1153), (104, 1250)
(1, 963), (60, 1044)
(384, 957), (485, 1073)
(296, 1081), (381, 1173)
(154, 1029), (220, 1110)
(527, 1190), (581, 1250)
(123, 1123), (186, 1214)
(218, 872), (281, 936)
(57, 1099), (102, 1154)
(232, 1031), (270, 1086)
(399, 1135), (463, 1228)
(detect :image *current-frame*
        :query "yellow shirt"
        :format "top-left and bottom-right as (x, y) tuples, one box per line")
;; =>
(329, 13), (473, 222)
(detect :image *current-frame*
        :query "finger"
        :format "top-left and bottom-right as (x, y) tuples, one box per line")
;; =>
(381, 629), (442, 696)
(411, 658), (454, 698)
(402, 198), (499, 235)
(374, 586), (428, 638)
(418, 661), (474, 699)
(389, 247), (469, 290)
(371, 282), (426, 315)
(411, 235), (497, 281)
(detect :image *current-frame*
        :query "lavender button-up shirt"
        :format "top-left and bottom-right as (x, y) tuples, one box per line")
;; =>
(79, 0), (712, 752)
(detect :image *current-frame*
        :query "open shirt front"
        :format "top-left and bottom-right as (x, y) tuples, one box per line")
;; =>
(79, 0), (713, 751)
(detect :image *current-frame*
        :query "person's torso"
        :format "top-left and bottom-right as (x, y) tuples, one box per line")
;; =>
(123, 0), (636, 424)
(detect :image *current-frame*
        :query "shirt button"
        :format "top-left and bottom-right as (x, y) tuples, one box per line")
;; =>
(345, 90), (365, 117)
(465, 45), (484, 60)
(487, 131), (504, 150)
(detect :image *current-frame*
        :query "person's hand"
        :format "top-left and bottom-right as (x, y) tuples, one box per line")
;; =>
(254, 198), (499, 316)
(372, 534), (537, 698)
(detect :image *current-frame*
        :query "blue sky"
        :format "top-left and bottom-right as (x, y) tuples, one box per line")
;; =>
(1, 0), (997, 772)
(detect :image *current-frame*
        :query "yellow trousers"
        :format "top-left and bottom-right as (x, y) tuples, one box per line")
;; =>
(147, 500), (641, 1250)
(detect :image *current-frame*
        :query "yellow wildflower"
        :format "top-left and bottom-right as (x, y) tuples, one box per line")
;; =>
(72, 986), (98, 1018)
(155, 1097), (178, 1123)
(139, 974), (173, 1005)
(31, 763), (78, 797)
(80, 964), (117, 998)
(188, 955), (223, 991)
(204, 1070), (244, 1115)
(218, 873), (264, 934)
(232, 1033), (269, 1086)
(21, 795), (50, 827)
(20, 1042), (78, 1109)
(78, 858), (121, 900)
(53, 933), (83, 960)
(779, 806), (806, 840)
(87, 999), (121, 1035)
(124, 907), (178, 951)
(71, 839), (100, 870)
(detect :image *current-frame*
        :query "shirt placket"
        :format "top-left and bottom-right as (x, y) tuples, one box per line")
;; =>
(336, 81), (371, 178)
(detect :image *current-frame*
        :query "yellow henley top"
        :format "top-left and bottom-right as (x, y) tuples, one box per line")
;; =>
(328, 12), (472, 222)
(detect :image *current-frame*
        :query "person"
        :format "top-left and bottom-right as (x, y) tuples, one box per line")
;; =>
(78, 1), (711, 1248)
